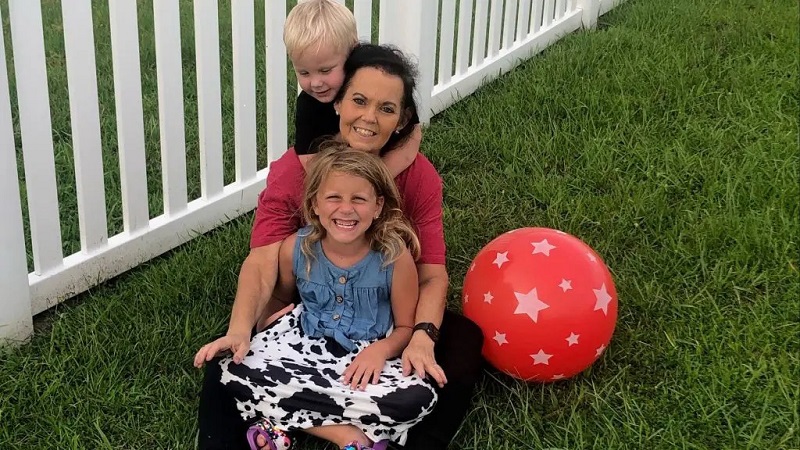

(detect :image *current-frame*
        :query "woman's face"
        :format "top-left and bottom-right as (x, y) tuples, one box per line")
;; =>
(335, 67), (407, 154)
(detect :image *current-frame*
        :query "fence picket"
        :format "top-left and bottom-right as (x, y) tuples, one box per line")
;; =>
(517, 0), (532, 41)
(555, 0), (566, 20)
(265, 1), (287, 162)
(472, 0), (489, 66)
(194, 0), (224, 199)
(232, 0), (257, 183)
(109, 0), (150, 234)
(353, 0), (373, 43)
(455, 0), (474, 75)
(9, 0), (63, 274)
(0, 6), (33, 342)
(154, 0), (189, 214)
(543, 0), (555, 27)
(438, 0), (457, 84)
(503, 0), (518, 48)
(531, 0), (544, 33)
(487, 0), (503, 57)
(61, 0), (108, 251)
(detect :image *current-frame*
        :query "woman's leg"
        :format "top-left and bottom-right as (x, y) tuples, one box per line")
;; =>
(401, 310), (485, 449)
(197, 357), (251, 450)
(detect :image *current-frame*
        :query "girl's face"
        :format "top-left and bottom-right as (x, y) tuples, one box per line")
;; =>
(334, 67), (407, 154)
(313, 171), (384, 246)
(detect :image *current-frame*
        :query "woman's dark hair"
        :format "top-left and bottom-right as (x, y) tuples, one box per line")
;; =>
(334, 43), (419, 154)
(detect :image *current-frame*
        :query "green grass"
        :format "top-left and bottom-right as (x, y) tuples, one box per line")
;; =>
(2, 0), (799, 448)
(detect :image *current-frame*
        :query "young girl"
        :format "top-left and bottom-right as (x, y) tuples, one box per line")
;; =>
(218, 145), (438, 450)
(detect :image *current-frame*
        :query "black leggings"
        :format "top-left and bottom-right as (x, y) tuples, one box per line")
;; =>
(197, 310), (485, 450)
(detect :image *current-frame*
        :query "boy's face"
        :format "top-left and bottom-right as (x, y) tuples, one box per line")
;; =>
(291, 45), (348, 103)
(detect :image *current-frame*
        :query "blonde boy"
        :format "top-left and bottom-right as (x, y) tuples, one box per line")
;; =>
(284, 0), (420, 173)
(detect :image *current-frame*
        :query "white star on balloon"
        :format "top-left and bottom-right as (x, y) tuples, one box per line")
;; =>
(531, 239), (556, 256)
(513, 288), (549, 322)
(595, 344), (606, 357)
(493, 331), (508, 346)
(558, 279), (572, 292)
(593, 283), (613, 315)
(530, 349), (552, 365)
(492, 251), (510, 268)
(587, 252), (597, 263)
(483, 291), (494, 304)
(566, 332), (580, 346)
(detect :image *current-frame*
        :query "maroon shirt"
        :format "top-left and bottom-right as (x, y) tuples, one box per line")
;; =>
(250, 148), (446, 265)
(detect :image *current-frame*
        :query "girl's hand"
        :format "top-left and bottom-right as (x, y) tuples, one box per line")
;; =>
(342, 343), (388, 391)
(193, 333), (251, 367)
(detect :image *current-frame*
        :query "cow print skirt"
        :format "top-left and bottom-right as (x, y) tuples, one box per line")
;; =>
(218, 305), (437, 444)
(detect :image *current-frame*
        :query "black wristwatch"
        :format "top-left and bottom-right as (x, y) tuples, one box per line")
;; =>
(413, 322), (440, 343)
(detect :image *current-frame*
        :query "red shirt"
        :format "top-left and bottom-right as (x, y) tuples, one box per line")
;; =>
(250, 149), (446, 265)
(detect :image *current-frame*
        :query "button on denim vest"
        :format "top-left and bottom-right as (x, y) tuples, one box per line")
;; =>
(293, 226), (394, 352)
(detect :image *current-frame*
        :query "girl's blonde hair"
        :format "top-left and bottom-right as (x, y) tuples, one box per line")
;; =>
(301, 142), (421, 273)
(283, 0), (358, 59)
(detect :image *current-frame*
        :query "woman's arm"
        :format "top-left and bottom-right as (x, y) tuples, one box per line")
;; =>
(397, 159), (449, 386)
(401, 263), (448, 387)
(193, 242), (281, 367)
(194, 154), (303, 366)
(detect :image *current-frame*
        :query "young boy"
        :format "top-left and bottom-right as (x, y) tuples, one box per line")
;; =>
(283, 0), (421, 175)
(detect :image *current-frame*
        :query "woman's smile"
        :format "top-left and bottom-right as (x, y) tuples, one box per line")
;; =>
(353, 126), (377, 137)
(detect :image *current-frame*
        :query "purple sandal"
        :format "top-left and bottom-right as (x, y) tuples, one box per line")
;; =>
(245, 419), (293, 450)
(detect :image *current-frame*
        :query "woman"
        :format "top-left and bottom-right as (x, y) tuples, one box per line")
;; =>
(195, 44), (484, 450)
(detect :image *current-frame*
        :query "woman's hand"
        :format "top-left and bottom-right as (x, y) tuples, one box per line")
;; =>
(342, 343), (389, 391)
(193, 333), (251, 367)
(402, 333), (447, 388)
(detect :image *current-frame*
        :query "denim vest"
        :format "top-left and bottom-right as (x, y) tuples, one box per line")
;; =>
(293, 227), (394, 352)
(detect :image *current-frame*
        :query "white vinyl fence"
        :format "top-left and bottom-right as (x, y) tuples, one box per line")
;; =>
(0, 0), (623, 342)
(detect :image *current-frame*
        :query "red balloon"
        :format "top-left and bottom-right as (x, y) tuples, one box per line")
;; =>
(463, 227), (617, 382)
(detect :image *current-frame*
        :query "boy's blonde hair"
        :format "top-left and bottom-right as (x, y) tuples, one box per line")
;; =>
(284, 0), (358, 58)
(301, 142), (421, 274)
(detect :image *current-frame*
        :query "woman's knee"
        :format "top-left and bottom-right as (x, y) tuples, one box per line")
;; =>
(440, 311), (483, 352)
(437, 311), (485, 382)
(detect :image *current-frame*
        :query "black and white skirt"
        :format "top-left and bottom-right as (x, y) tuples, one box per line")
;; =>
(218, 305), (437, 444)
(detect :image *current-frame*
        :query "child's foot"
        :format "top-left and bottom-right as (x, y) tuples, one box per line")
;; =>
(246, 419), (293, 450)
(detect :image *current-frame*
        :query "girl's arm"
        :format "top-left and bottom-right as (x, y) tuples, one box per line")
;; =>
(276, 233), (299, 302)
(382, 124), (422, 177)
(341, 249), (418, 390)
(372, 249), (419, 357)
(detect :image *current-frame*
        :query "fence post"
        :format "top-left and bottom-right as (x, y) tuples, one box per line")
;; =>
(0, 6), (33, 343)
(378, 0), (438, 124)
(577, 0), (600, 29)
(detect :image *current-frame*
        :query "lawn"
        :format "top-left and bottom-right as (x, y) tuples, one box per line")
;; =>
(1, 0), (798, 449)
